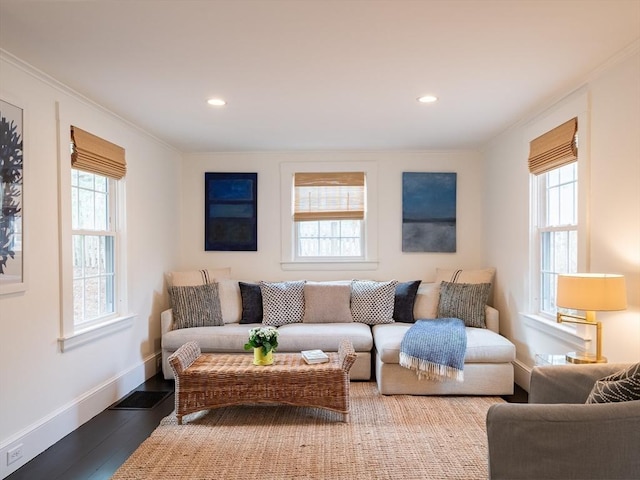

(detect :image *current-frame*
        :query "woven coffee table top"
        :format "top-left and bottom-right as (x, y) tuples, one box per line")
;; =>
(186, 352), (340, 376)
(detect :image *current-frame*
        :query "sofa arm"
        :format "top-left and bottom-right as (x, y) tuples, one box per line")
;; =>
(529, 363), (632, 404)
(485, 305), (499, 333)
(486, 400), (640, 480)
(161, 308), (174, 335)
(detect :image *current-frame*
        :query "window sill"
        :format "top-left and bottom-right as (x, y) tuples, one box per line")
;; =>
(521, 313), (590, 350)
(58, 314), (135, 352)
(281, 260), (379, 271)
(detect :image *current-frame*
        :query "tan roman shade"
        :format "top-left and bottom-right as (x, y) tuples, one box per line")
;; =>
(528, 118), (577, 175)
(294, 172), (365, 221)
(71, 126), (126, 179)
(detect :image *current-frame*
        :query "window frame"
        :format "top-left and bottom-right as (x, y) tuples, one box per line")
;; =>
(280, 161), (379, 271)
(57, 116), (132, 352)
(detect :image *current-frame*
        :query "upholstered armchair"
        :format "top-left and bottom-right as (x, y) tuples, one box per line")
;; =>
(486, 363), (640, 480)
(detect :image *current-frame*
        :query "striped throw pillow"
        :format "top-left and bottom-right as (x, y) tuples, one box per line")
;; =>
(437, 281), (491, 328)
(168, 282), (223, 329)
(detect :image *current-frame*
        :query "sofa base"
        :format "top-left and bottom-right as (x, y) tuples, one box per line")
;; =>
(375, 354), (514, 395)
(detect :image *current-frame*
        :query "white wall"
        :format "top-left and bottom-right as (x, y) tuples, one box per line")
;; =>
(179, 150), (489, 283)
(0, 54), (182, 476)
(484, 46), (640, 386)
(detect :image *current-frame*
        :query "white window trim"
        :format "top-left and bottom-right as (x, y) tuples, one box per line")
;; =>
(280, 161), (379, 271)
(56, 106), (133, 351)
(526, 89), (590, 332)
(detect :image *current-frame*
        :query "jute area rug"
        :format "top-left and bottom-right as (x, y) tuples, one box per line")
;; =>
(112, 382), (503, 480)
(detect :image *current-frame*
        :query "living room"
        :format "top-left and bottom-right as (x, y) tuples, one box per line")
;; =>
(0, 1), (639, 478)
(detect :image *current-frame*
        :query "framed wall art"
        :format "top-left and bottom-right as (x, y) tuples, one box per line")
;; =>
(0, 98), (26, 294)
(402, 172), (456, 253)
(204, 172), (257, 251)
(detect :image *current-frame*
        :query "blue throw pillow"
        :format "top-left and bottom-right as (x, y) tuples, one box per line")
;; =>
(393, 280), (421, 323)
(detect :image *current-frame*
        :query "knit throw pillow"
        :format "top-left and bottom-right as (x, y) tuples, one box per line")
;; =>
(437, 281), (491, 328)
(586, 363), (640, 404)
(168, 282), (223, 329)
(350, 280), (398, 325)
(260, 281), (306, 326)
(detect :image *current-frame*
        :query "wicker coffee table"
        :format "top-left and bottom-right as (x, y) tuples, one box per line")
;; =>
(168, 339), (357, 424)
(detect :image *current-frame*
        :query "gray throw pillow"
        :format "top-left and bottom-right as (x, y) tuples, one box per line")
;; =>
(437, 281), (491, 328)
(350, 280), (398, 325)
(168, 282), (223, 329)
(586, 363), (640, 404)
(303, 282), (353, 323)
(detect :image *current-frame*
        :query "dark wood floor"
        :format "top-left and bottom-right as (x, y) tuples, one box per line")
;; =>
(8, 377), (527, 480)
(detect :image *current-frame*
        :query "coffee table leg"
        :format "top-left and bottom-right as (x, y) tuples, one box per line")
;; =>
(177, 414), (183, 425)
(343, 412), (349, 423)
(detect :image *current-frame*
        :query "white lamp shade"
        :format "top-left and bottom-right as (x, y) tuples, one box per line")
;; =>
(557, 274), (627, 311)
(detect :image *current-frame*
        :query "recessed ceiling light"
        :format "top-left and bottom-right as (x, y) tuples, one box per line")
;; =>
(417, 95), (438, 104)
(207, 98), (226, 106)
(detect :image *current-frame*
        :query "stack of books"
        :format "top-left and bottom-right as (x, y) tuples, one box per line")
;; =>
(301, 349), (329, 364)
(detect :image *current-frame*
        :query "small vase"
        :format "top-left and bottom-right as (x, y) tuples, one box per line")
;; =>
(253, 347), (274, 366)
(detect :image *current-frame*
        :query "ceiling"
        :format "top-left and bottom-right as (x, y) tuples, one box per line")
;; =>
(1, 1), (639, 153)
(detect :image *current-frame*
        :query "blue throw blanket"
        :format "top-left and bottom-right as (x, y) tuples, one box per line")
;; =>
(399, 318), (467, 382)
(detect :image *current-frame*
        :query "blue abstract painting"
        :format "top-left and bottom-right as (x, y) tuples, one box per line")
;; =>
(205, 173), (257, 251)
(402, 172), (456, 252)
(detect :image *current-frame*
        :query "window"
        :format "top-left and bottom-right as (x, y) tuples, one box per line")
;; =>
(294, 172), (364, 259)
(536, 163), (578, 315)
(71, 169), (116, 325)
(58, 124), (130, 351)
(529, 117), (579, 318)
(280, 162), (378, 270)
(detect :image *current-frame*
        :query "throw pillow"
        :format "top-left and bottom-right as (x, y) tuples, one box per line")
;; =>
(217, 279), (242, 324)
(413, 282), (439, 320)
(586, 363), (640, 404)
(239, 282), (263, 324)
(350, 280), (398, 325)
(437, 281), (491, 328)
(393, 280), (421, 323)
(168, 282), (223, 329)
(434, 268), (495, 285)
(303, 282), (353, 323)
(167, 267), (232, 287)
(260, 281), (306, 327)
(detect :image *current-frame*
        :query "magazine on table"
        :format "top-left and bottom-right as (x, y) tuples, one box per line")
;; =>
(301, 349), (330, 364)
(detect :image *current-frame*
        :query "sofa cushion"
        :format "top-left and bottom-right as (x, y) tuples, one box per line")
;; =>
(437, 281), (491, 328)
(586, 363), (640, 404)
(167, 267), (231, 286)
(351, 280), (398, 325)
(373, 323), (515, 364)
(413, 282), (439, 320)
(435, 267), (495, 285)
(393, 280), (421, 323)
(239, 282), (263, 324)
(168, 282), (224, 329)
(162, 323), (262, 351)
(303, 282), (352, 323)
(260, 280), (306, 326)
(218, 279), (242, 324)
(277, 322), (373, 352)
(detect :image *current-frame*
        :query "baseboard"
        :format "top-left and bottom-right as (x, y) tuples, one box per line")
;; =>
(513, 359), (532, 392)
(0, 352), (161, 479)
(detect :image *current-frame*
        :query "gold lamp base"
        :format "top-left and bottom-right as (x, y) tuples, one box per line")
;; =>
(565, 352), (607, 364)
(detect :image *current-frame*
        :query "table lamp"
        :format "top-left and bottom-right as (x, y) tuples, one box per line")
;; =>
(556, 273), (627, 364)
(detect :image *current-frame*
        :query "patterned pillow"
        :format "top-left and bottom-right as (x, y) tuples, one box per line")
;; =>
(586, 363), (640, 404)
(239, 282), (263, 324)
(393, 280), (421, 323)
(260, 281), (306, 326)
(437, 281), (491, 328)
(168, 282), (223, 329)
(350, 280), (398, 325)
(167, 267), (231, 286)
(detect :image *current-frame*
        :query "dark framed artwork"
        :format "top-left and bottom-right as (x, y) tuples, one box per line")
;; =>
(402, 172), (456, 253)
(204, 172), (257, 251)
(0, 98), (26, 294)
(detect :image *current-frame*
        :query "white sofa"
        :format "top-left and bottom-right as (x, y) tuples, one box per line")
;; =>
(160, 276), (515, 396)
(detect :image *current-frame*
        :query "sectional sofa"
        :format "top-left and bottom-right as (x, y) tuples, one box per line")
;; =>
(160, 268), (515, 395)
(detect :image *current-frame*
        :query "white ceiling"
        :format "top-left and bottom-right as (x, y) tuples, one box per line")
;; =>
(1, 1), (639, 153)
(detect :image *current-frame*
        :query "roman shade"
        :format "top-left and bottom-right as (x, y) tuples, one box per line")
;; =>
(293, 172), (365, 221)
(528, 117), (577, 175)
(71, 126), (126, 179)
